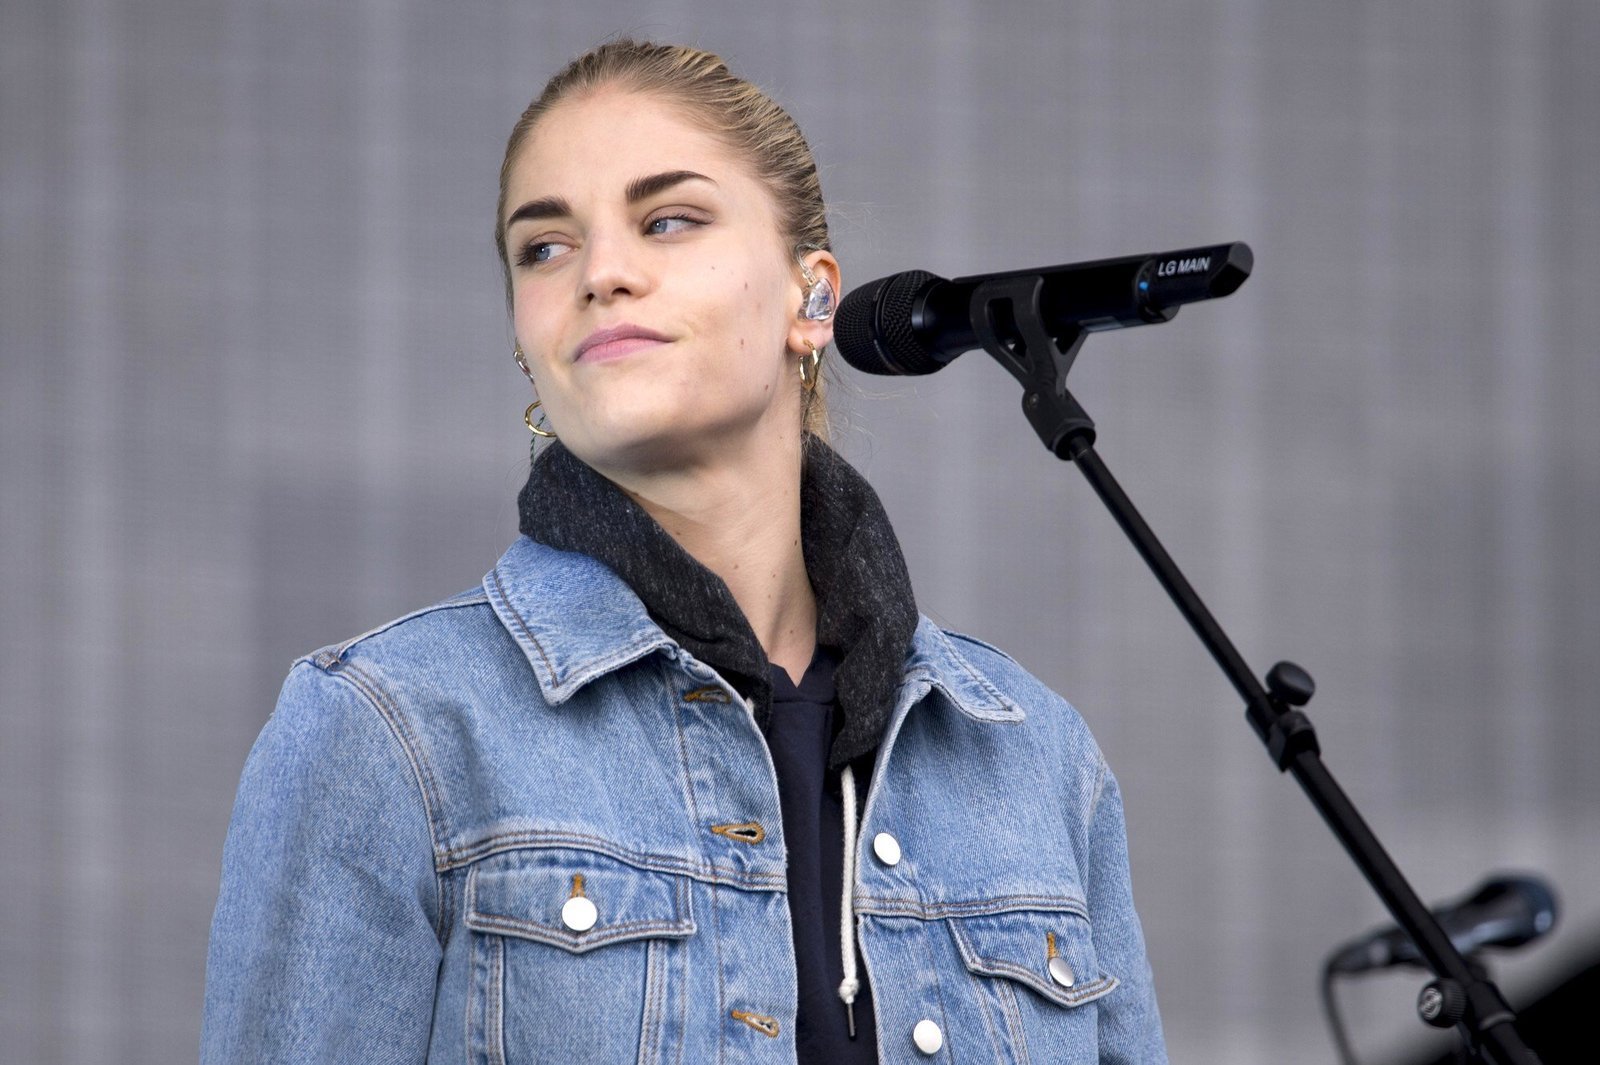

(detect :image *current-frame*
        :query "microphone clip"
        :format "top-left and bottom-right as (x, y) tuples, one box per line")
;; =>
(967, 273), (1096, 457)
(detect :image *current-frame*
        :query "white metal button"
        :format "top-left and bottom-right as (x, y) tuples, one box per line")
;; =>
(1048, 955), (1076, 987)
(912, 1018), (943, 1054)
(561, 895), (597, 932)
(872, 831), (902, 866)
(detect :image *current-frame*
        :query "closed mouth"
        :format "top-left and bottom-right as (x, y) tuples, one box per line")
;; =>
(575, 324), (671, 362)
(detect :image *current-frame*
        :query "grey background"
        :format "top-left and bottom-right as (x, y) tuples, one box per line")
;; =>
(3, 1), (1596, 1062)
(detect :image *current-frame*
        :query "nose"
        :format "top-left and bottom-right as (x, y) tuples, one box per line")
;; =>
(577, 226), (650, 306)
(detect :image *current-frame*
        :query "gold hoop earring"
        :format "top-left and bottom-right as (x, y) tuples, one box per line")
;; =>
(514, 343), (556, 438)
(800, 339), (822, 393)
(524, 400), (556, 438)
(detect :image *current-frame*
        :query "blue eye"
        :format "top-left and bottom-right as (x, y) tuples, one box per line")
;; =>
(516, 239), (571, 267)
(646, 214), (699, 236)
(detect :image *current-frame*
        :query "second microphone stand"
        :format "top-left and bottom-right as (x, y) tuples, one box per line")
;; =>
(967, 272), (1541, 1065)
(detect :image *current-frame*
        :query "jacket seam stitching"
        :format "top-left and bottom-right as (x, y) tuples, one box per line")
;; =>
(1087, 757), (1109, 839)
(943, 627), (1020, 664)
(673, 932), (688, 1065)
(854, 894), (1090, 918)
(969, 957), (1118, 1005)
(322, 660), (450, 939)
(1000, 977), (1031, 1061)
(972, 955), (1007, 1062)
(332, 592), (490, 657)
(465, 915), (695, 943)
(488, 935), (506, 1065)
(932, 624), (1017, 709)
(917, 912), (954, 1062)
(667, 658), (707, 831)
(711, 873), (727, 1064)
(640, 936), (664, 1064)
(488, 568), (560, 681)
(486, 575), (673, 697)
(437, 832), (784, 888)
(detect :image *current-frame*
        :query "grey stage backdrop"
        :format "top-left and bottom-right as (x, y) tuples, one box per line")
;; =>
(3, 1), (1597, 1062)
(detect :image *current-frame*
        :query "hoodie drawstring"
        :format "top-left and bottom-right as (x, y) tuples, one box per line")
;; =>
(837, 763), (862, 1038)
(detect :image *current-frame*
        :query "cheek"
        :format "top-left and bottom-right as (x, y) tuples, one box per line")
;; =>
(725, 276), (791, 355)
(511, 289), (543, 343)
(678, 269), (782, 368)
(731, 307), (789, 391)
(508, 296), (565, 400)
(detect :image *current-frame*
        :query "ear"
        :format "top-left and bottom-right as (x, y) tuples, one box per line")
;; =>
(788, 249), (841, 356)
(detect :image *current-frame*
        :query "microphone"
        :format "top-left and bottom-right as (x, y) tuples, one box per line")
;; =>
(833, 242), (1252, 376)
(1326, 874), (1558, 975)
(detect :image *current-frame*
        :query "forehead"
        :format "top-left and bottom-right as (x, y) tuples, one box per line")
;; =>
(506, 88), (764, 209)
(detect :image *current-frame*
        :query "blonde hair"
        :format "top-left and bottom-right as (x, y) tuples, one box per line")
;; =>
(495, 39), (833, 435)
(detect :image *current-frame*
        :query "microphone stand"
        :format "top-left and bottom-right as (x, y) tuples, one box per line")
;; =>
(966, 274), (1542, 1065)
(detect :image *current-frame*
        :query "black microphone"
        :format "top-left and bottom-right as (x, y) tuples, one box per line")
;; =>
(1327, 874), (1558, 975)
(833, 242), (1253, 376)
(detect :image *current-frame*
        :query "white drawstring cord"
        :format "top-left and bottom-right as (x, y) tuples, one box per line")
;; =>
(837, 764), (861, 1038)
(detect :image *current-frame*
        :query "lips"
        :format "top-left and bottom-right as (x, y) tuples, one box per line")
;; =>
(574, 324), (671, 363)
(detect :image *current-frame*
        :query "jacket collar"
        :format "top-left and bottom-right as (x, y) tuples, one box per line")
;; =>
(902, 617), (1027, 725)
(515, 438), (924, 769)
(483, 535), (1023, 726)
(483, 536), (672, 704)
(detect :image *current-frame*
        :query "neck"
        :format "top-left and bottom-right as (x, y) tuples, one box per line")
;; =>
(602, 433), (818, 685)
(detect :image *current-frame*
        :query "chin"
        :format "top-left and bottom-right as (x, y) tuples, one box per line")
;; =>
(566, 406), (773, 477)
(564, 414), (704, 473)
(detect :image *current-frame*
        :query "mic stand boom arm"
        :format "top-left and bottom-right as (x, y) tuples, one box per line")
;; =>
(968, 273), (1541, 1065)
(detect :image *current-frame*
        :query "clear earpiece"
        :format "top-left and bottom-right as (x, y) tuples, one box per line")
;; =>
(799, 274), (836, 322)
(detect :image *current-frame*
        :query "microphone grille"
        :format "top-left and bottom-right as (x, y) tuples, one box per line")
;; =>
(835, 270), (944, 375)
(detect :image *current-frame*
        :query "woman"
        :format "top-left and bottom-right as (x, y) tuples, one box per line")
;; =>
(202, 39), (1166, 1064)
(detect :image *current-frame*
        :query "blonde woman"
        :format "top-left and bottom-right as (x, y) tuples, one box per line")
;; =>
(202, 39), (1167, 1064)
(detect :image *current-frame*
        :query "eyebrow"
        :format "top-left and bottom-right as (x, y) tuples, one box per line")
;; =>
(625, 169), (715, 204)
(503, 195), (573, 229)
(503, 170), (716, 230)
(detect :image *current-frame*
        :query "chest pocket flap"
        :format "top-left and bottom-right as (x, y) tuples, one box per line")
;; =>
(465, 846), (696, 954)
(949, 906), (1119, 1008)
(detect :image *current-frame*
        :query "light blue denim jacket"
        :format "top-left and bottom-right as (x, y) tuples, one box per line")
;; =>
(202, 536), (1167, 1063)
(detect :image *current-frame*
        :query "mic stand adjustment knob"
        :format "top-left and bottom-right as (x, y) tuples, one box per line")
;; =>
(1418, 978), (1468, 1029)
(1267, 660), (1316, 706)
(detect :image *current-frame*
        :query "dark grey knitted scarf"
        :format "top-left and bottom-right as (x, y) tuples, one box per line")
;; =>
(516, 437), (918, 769)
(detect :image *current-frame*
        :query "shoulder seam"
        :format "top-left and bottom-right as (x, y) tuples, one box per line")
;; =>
(312, 660), (451, 940)
(322, 588), (491, 660)
(1086, 756), (1109, 838)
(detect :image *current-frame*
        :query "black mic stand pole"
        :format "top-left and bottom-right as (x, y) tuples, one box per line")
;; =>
(966, 274), (1542, 1065)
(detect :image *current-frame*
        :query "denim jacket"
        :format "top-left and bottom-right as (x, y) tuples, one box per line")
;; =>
(202, 535), (1167, 1063)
